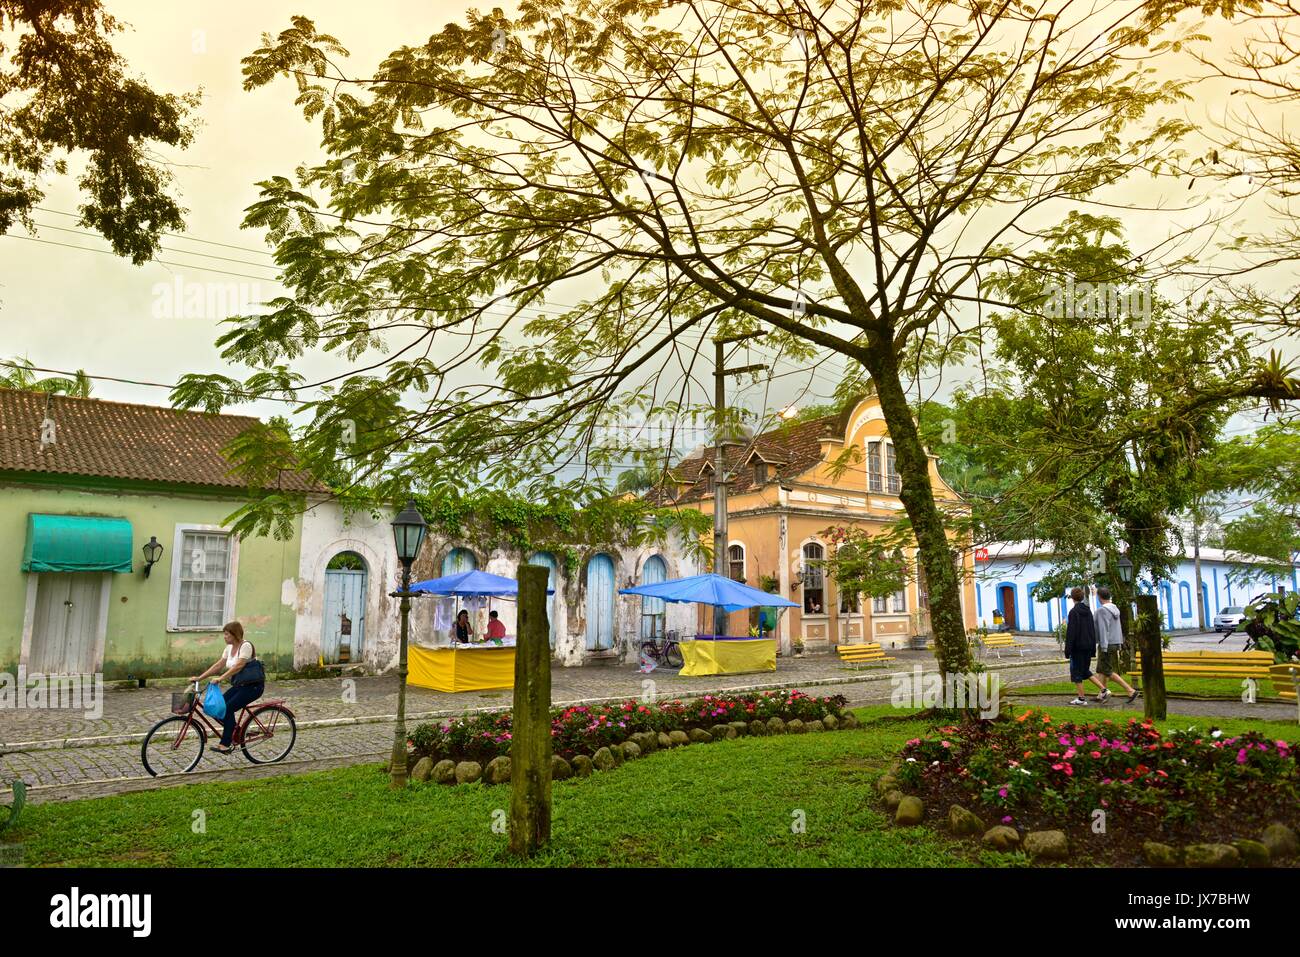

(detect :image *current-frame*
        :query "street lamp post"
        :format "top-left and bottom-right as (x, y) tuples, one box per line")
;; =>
(389, 499), (428, 789)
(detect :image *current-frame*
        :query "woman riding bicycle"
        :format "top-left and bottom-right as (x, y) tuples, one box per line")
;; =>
(190, 621), (265, 754)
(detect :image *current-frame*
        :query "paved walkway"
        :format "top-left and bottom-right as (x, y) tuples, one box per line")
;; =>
(3, 633), (1288, 804)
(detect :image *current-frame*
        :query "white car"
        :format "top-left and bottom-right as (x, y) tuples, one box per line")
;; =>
(1213, 606), (1246, 634)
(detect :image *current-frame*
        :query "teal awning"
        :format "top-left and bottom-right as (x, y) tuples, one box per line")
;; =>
(21, 514), (134, 573)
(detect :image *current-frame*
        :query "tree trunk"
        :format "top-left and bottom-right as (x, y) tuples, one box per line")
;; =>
(388, 565), (413, 789)
(510, 563), (552, 856)
(1193, 517), (1206, 631)
(1135, 594), (1167, 720)
(1113, 574), (1136, 674)
(867, 352), (973, 677)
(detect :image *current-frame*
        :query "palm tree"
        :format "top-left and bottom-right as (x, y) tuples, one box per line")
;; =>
(1, 357), (92, 397)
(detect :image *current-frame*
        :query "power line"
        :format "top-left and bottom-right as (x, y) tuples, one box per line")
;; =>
(2, 234), (285, 284)
(30, 222), (281, 273)
(34, 207), (276, 258)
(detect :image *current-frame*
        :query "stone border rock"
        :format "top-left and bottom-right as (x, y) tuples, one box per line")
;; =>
(876, 765), (1300, 868)
(400, 710), (863, 786)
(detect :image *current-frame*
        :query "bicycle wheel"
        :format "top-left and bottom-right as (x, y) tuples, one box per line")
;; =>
(639, 640), (662, 663)
(240, 704), (297, 764)
(664, 642), (684, 668)
(141, 716), (206, 777)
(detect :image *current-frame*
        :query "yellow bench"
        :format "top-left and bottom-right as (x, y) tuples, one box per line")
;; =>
(1270, 662), (1299, 701)
(836, 642), (895, 666)
(978, 634), (1026, 658)
(1129, 650), (1274, 684)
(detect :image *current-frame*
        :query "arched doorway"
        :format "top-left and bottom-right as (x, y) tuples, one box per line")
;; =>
(640, 555), (667, 641)
(442, 547), (477, 576)
(324, 551), (368, 664)
(997, 583), (1018, 630)
(585, 553), (615, 651)
(526, 551), (559, 647)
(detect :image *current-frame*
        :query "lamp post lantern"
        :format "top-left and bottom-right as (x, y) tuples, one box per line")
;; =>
(141, 536), (164, 578)
(1116, 554), (1134, 584)
(388, 499), (427, 789)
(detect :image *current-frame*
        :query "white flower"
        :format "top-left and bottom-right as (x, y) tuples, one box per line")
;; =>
(905, 757), (917, 763)
(1211, 730), (1223, 739)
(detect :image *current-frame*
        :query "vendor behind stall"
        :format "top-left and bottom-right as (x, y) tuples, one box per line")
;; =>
(487, 610), (507, 640)
(454, 609), (473, 644)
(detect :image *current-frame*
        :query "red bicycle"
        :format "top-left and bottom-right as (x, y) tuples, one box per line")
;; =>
(140, 682), (297, 776)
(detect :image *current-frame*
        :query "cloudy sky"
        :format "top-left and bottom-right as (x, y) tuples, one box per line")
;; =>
(0, 1), (1291, 453)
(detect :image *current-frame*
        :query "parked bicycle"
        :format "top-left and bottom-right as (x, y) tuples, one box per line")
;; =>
(140, 682), (297, 776)
(640, 629), (684, 669)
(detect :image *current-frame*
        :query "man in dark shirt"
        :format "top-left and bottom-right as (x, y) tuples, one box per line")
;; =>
(1064, 587), (1107, 705)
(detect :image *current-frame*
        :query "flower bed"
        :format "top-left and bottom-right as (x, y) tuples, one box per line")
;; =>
(408, 689), (849, 764)
(893, 709), (1300, 865)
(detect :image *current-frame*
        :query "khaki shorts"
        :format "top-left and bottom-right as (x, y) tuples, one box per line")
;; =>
(1096, 647), (1121, 676)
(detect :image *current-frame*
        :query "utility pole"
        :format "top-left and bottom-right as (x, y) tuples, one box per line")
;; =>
(1192, 510), (1206, 631)
(713, 333), (766, 637)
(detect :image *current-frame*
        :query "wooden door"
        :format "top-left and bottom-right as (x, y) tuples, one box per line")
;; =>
(585, 554), (615, 651)
(31, 573), (104, 673)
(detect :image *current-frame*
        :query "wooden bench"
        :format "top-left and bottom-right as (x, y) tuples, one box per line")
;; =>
(1269, 662), (1300, 702)
(978, 633), (1026, 658)
(836, 642), (895, 666)
(1129, 650), (1274, 685)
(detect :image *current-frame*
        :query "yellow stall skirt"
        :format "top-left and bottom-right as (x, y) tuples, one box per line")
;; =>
(407, 645), (515, 692)
(678, 638), (777, 677)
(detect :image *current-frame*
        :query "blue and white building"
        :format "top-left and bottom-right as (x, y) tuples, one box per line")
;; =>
(973, 542), (1299, 632)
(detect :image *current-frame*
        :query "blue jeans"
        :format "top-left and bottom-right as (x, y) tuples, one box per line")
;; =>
(221, 682), (264, 746)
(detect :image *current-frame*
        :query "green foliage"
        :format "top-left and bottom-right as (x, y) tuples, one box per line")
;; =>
(1242, 591), (1300, 663)
(0, 779), (24, 833)
(819, 524), (913, 603)
(402, 486), (710, 564)
(1, 357), (92, 396)
(0, 1), (197, 263)
(964, 215), (1284, 596)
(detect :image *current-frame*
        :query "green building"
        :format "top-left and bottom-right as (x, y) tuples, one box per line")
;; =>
(0, 389), (319, 679)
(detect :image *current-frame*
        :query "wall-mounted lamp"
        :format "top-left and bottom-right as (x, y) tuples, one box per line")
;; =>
(142, 536), (164, 578)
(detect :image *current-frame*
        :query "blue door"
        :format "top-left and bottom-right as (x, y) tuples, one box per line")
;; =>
(585, 554), (615, 651)
(1160, 583), (1174, 629)
(527, 551), (558, 647)
(442, 547), (477, 576)
(323, 562), (367, 664)
(640, 555), (667, 641)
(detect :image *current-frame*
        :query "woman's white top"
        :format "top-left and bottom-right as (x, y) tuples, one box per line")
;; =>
(225, 641), (253, 669)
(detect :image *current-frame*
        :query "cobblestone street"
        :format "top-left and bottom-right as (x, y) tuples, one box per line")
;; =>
(4, 633), (1290, 805)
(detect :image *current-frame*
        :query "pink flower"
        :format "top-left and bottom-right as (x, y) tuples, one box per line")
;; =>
(1236, 748), (1249, 765)
(1002, 815), (1013, 824)
(997, 787), (1008, 797)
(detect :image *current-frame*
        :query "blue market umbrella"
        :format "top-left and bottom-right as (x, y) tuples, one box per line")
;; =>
(410, 569), (553, 597)
(620, 573), (798, 613)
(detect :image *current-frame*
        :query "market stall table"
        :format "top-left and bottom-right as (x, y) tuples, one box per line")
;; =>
(407, 641), (516, 692)
(678, 634), (776, 676)
(620, 573), (796, 677)
(405, 569), (553, 692)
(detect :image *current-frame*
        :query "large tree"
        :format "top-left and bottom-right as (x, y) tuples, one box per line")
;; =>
(0, 0), (197, 263)
(178, 1), (1224, 677)
(944, 214), (1298, 711)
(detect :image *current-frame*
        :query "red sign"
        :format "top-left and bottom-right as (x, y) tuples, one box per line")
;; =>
(974, 548), (989, 562)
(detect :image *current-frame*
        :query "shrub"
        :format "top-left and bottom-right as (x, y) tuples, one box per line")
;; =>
(409, 689), (848, 762)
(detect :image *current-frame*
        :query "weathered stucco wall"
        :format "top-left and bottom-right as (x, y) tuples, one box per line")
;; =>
(0, 480), (302, 678)
(295, 499), (703, 671)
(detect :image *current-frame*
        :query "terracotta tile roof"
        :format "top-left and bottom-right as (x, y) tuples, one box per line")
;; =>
(0, 389), (324, 493)
(647, 410), (848, 505)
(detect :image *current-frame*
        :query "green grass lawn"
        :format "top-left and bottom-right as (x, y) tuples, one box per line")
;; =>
(1011, 676), (1277, 700)
(9, 704), (1299, 868)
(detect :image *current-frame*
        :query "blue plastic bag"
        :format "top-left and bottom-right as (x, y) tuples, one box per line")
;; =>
(203, 683), (227, 720)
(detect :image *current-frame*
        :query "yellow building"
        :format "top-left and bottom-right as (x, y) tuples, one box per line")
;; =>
(653, 395), (977, 654)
